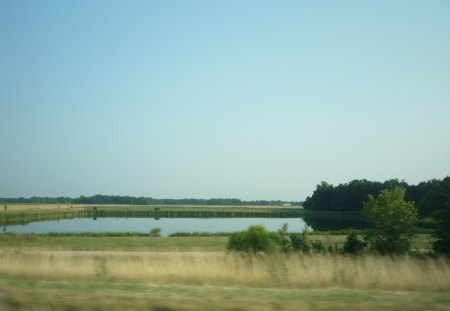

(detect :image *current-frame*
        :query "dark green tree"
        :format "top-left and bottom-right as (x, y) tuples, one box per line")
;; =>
(343, 231), (367, 254)
(415, 177), (450, 217)
(362, 187), (418, 254)
(432, 202), (450, 256)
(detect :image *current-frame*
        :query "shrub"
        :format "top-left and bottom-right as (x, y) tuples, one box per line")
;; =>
(227, 225), (280, 254)
(311, 240), (326, 253)
(343, 231), (367, 254)
(289, 232), (310, 252)
(277, 223), (292, 252)
(149, 228), (161, 237)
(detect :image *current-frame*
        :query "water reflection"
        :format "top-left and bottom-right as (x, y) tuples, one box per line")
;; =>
(303, 217), (369, 231)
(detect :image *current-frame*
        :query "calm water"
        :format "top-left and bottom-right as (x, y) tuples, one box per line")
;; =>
(2, 217), (309, 236)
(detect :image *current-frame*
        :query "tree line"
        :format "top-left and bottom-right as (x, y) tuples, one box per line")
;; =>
(0, 195), (302, 206)
(303, 177), (450, 217)
(228, 188), (420, 255)
(229, 186), (449, 256)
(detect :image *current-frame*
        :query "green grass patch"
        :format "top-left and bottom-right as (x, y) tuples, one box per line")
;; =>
(0, 233), (434, 252)
(0, 234), (229, 251)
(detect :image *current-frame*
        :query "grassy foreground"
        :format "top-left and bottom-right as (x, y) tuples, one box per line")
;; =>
(0, 250), (449, 310)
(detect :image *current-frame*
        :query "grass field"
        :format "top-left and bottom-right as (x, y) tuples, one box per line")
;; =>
(0, 250), (449, 310)
(0, 235), (228, 251)
(0, 233), (434, 252)
(2, 278), (449, 311)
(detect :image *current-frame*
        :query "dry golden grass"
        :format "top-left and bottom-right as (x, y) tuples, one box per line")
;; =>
(0, 250), (449, 291)
(1, 250), (449, 310)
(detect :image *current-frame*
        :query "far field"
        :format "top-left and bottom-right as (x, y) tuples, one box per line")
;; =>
(1, 203), (303, 212)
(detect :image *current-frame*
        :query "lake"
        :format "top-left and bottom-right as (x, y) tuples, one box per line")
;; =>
(2, 217), (310, 236)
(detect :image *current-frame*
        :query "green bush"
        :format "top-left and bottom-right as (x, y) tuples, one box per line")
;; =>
(311, 240), (326, 253)
(228, 224), (337, 254)
(289, 232), (310, 252)
(149, 228), (161, 237)
(227, 225), (280, 254)
(343, 231), (367, 254)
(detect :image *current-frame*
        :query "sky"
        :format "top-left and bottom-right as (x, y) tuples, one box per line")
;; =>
(0, 0), (449, 201)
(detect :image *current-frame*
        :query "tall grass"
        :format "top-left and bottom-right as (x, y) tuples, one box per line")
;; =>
(0, 250), (448, 290)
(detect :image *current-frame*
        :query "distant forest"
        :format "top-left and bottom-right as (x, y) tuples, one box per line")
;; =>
(0, 195), (302, 207)
(2, 177), (448, 214)
(304, 177), (450, 217)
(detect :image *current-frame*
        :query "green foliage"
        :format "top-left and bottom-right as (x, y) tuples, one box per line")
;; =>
(432, 203), (450, 256)
(277, 223), (293, 252)
(362, 187), (418, 254)
(289, 232), (310, 252)
(408, 177), (450, 217)
(228, 224), (314, 254)
(310, 240), (326, 253)
(227, 225), (280, 254)
(226, 223), (361, 255)
(303, 179), (406, 212)
(150, 228), (162, 237)
(343, 231), (367, 254)
(304, 177), (449, 216)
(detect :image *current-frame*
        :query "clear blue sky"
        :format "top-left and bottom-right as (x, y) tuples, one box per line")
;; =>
(1, 0), (449, 200)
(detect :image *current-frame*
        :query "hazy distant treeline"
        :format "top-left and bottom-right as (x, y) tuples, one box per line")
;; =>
(304, 177), (450, 216)
(0, 195), (302, 206)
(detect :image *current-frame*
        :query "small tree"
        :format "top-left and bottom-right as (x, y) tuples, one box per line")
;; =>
(343, 231), (367, 254)
(278, 223), (293, 252)
(362, 187), (418, 255)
